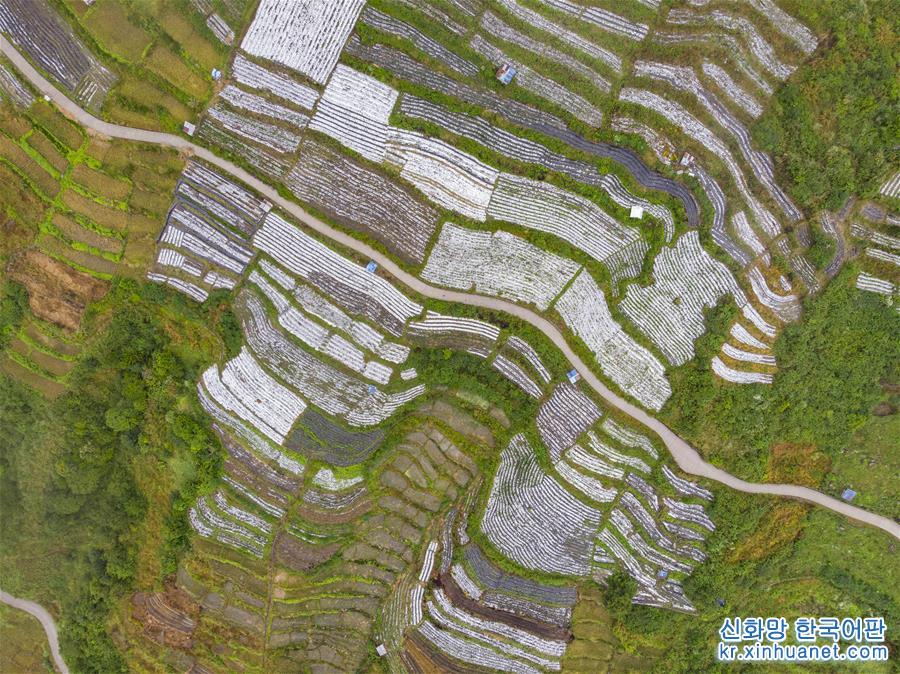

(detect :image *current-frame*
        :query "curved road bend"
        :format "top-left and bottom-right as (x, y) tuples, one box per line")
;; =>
(4, 37), (897, 541)
(0, 590), (70, 674)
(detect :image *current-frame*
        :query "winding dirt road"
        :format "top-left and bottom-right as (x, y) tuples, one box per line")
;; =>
(3, 36), (897, 541)
(0, 590), (69, 674)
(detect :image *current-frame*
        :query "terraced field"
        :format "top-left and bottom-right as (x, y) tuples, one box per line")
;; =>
(58, 0), (243, 131)
(124, 149), (732, 670)
(0, 0), (897, 672)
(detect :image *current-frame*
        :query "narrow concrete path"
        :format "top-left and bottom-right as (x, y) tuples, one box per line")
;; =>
(4, 36), (897, 541)
(0, 590), (69, 674)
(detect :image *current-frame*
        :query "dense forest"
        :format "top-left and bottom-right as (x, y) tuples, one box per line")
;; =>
(665, 267), (899, 487)
(753, 0), (898, 211)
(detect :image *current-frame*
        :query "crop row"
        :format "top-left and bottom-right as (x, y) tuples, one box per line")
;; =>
(252, 211), (423, 333)
(633, 60), (800, 221)
(259, 258), (411, 367)
(0, 0), (116, 109)
(201, 347), (306, 443)
(481, 11), (609, 94)
(0, 63), (33, 107)
(400, 96), (675, 239)
(482, 434), (602, 576)
(238, 289), (425, 427)
(668, 8), (794, 80)
(539, 0), (648, 41)
(555, 270), (671, 410)
(361, 7), (479, 78)
(287, 139), (437, 263)
(206, 104), (302, 154)
(240, 0), (364, 84)
(491, 353), (544, 399)
(469, 34), (603, 127)
(619, 231), (746, 366)
(230, 53), (319, 110)
(421, 222), (580, 311)
(619, 87), (782, 238)
(250, 270), (395, 384)
(490, 174), (647, 282)
(536, 382), (602, 462)
(219, 84), (310, 129)
(495, 0), (621, 72)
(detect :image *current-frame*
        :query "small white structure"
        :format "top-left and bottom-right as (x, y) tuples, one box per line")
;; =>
(376, 643), (388, 657)
(630, 205), (644, 220)
(182, 121), (196, 136)
(566, 369), (580, 384)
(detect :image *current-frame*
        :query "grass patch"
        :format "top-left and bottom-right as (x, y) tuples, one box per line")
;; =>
(59, 190), (127, 232)
(0, 602), (53, 673)
(129, 187), (172, 216)
(21, 320), (80, 358)
(728, 502), (808, 563)
(36, 235), (118, 279)
(25, 128), (69, 175)
(825, 413), (899, 519)
(50, 212), (124, 255)
(0, 353), (65, 398)
(144, 44), (209, 101)
(0, 105), (31, 139)
(766, 442), (830, 487)
(8, 337), (72, 378)
(157, 11), (223, 72)
(70, 163), (132, 202)
(83, 0), (154, 63)
(28, 102), (83, 151)
(0, 134), (60, 199)
(112, 73), (194, 126)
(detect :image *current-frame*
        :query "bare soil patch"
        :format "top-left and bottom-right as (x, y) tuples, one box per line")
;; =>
(272, 532), (340, 572)
(7, 249), (108, 331)
(131, 582), (200, 650)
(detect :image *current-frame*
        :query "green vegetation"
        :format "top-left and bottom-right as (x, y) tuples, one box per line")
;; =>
(604, 488), (899, 672)
(0, 603), (54, 673)
(665, 268), (898, 501)
(0, 281), (28, 349)
(1, 0), (896, 669)
(0, 279), (232, 672)
(826, 413), (899, 518)
(753, 0), (898, 211)
(409, 348), (537, 442)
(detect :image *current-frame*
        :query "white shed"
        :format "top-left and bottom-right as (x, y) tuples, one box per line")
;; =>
(630, 205), (644, 219)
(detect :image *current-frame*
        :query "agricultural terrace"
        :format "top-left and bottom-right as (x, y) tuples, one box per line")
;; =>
(144, 178), (715, 671)
(54, 0), (249, 132)
(167, 0), (840, 408)
(0, 85), (183, 397)
(126, 145), (733, 669)
(0, 0), (897, 673)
